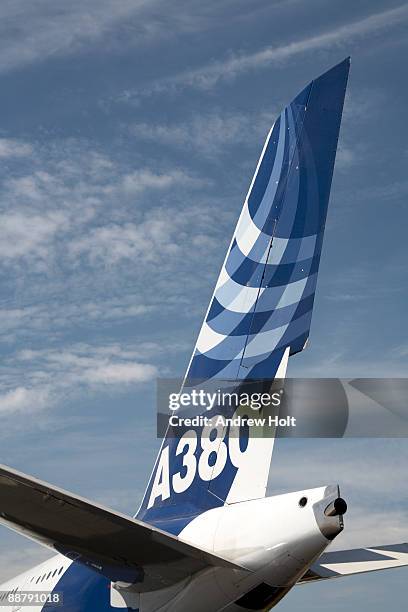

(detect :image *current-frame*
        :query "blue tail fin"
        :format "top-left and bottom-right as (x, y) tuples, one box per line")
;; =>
(137, 59), (350, 533)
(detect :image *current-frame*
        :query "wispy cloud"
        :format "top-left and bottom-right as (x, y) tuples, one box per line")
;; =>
(0, 0), (162, 74)
(128, 4), (408, 98)
(0, 0), (274, 76)
(0, 386), (50, 415)
(121, 168), (205, 193)
(0, 140), (210, 417)
(0, 138), (210, 270)
(335, 143), (357, 170)
(0, 343), (160, 416)
(390, 344), (408, 359)
(68, 202), (221, 267)
(0, 299), (155, 346)
(130, 110), (275, 156)
(0, 211), (68, 261)
(0, 138), (33, 158)
(0, 134), (228, 370)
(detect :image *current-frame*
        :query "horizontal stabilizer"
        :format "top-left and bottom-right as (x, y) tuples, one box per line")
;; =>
(0, 465), (246, 591)
(299, 543), (408, 583)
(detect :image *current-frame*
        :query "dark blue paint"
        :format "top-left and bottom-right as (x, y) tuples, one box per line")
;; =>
(45, 561), (134, 611)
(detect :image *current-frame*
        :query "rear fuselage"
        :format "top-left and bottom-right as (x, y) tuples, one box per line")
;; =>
(0, 486), (343, 611)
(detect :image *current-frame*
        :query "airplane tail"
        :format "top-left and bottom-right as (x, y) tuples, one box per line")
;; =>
(138, 59), (350, 533)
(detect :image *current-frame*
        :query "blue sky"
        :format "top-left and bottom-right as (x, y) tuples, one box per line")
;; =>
(0, 0), (407, 609)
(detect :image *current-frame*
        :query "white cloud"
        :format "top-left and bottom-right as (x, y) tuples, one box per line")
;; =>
(0, 138), (33, 158)
(0, 300), (155, 345)
(0, 135), (225, 356)
(0, 0), (162, 74)
(0, 211), (68, 260)
(69, 219), (178, 265)
(121, 168), (203, 193)
(335, 138), (370, 171)
(0, 343), (160, 416)
(0, 145), (119, 272)
(0, 0), (320, 79)
(336, 144), (356, 169)
(0, 386), (50, 414)
(65, 299), (154, 322)
(68, 201), (219, 267)
(15, 344), (160, 379)
(131, 110), (275, 156)
(390, 345), (408, 358)
(86, 362), (157, 384)
(132, 4), (408, 96)
(0, 138), (210, 273)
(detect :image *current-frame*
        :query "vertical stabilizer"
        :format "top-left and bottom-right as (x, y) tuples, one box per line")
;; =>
(138, 59), (350, 533)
